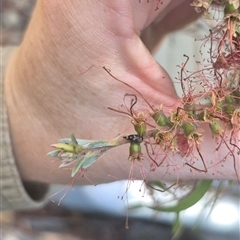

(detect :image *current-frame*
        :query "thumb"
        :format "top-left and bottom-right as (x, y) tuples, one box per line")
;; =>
(112, 35), (179, 108)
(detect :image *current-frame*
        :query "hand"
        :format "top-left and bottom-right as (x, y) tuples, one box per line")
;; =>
(5, 0), (209, 184)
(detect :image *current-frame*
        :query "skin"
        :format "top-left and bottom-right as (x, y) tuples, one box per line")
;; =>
(4, 0), (239, 185)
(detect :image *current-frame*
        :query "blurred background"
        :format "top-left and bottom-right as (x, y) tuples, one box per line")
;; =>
(1, 1), (240, 240)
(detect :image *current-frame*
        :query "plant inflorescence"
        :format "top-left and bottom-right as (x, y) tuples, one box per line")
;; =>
(48, 0), (239, 234)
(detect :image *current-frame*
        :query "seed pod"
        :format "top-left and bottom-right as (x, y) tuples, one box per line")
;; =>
(169, 108), (188, 127)
(133, 121), (147, 136)
(182, 122), (197, 137)
(190, 0), (213, 13)
(225, 95), (234, 104)
(196, 111), (205, 121)
(128, 142), (142, 161)
(224, 1), (238, 15)
(209, 120), (223, 136)
(151, 109), (170, 127)
(151, 129), (160, 139)
(232, 90), (240, 104)
(153, 130), (178, 151)
(216, 100), (224, 110)
(203, 108), (214, 123)
(184, 103), (196, 118)
(131, 112), (147, 136)
(224, 104), (236, 115)
(231, 109), (240, 127)
(153, 131), (164, 145)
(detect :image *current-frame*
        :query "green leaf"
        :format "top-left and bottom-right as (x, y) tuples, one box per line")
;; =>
(59, 135), (128, 149)
(59, 138), (96, 145)
(172, 213), (183, 240)
(82, 149), (108, 169)
(70, 132), (78, 145)
(71, 149), (108, 177)
(47, 149), (61, 157)
(83, 140), (119, 149)
(147, 180), (212, 213)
